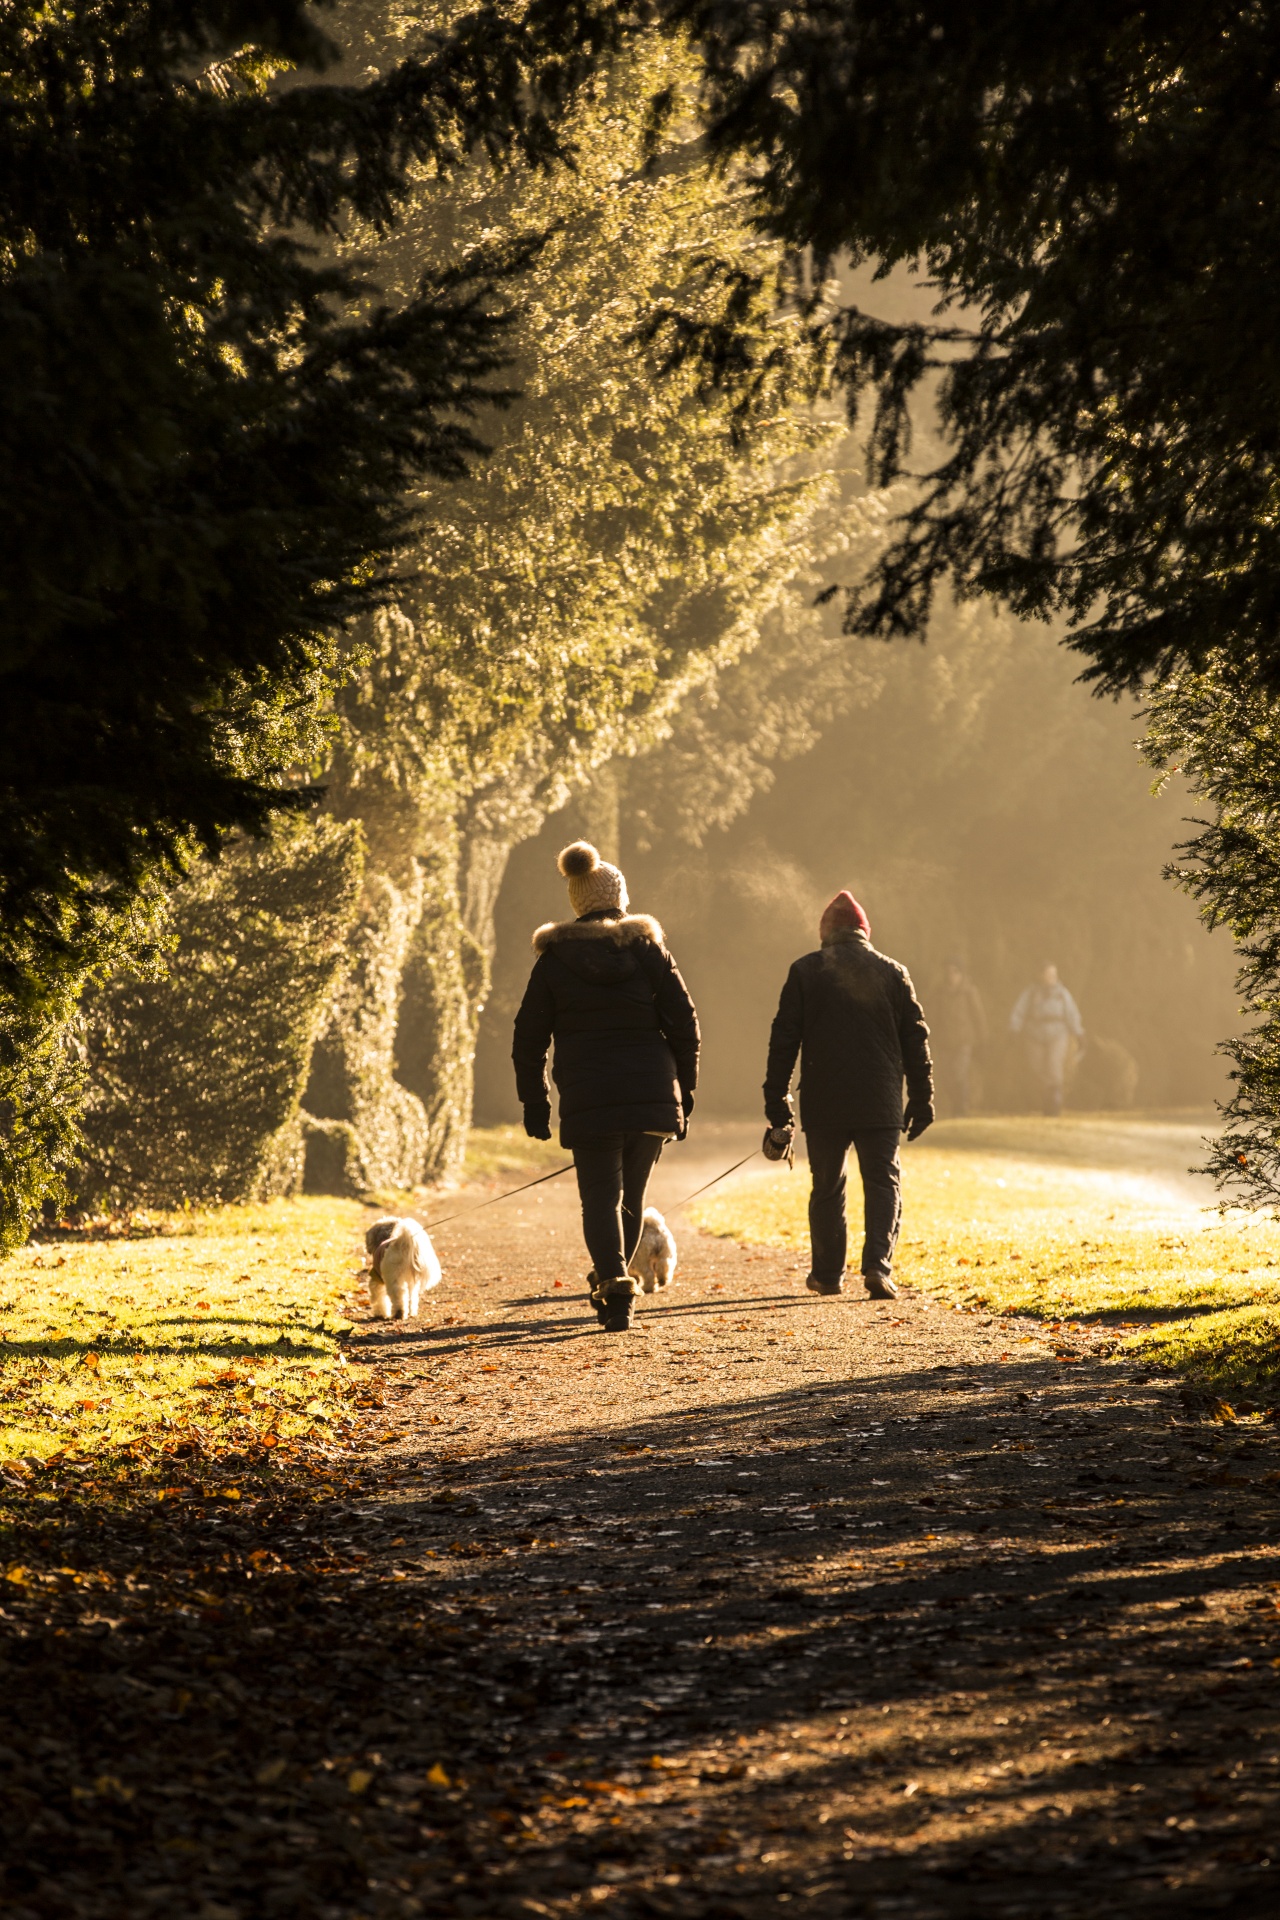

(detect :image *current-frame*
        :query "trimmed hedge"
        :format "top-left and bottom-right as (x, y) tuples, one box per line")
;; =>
(77, 819), (363, 1209)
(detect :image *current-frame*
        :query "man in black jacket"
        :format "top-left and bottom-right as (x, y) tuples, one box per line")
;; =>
(513, 840), (699, 1332)
(763, 892), (933, 1300)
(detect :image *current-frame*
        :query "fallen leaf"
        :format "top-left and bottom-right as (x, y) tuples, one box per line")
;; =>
(425, 1762), (451, 1788)
(347, 1769), (374, 1794)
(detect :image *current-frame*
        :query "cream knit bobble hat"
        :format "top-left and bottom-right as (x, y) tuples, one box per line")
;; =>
(558, 840), (629, 917)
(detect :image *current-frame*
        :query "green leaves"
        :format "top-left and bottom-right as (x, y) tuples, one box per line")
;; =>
(659, 0), (1280, 691)
(334, 31), (836, 819)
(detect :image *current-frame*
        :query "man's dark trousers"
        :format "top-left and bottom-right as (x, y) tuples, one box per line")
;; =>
(806, 1129), (902, 1286)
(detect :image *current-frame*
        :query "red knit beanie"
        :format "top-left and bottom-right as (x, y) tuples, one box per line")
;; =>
(820, 890), (870, 942)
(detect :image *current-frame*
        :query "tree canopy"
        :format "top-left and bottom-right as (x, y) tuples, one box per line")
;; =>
(313, 23), (838, 1184)
(619, 1), (1280, 695)
(0, 0), (558, 965)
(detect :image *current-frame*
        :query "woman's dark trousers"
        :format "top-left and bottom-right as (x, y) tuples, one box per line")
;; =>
(806, 1128), (902, 1286)
(572, 1132), (666, 1282)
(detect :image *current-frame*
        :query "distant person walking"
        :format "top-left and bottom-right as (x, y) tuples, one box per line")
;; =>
(762, 892), (933, 1301)
(512, 841), (698, 1333)
(932, 957), (987, 1116)
(1010, 963), (1084, 1116)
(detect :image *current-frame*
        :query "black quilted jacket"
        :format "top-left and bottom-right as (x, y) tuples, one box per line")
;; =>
(512, 909), (699, 1147)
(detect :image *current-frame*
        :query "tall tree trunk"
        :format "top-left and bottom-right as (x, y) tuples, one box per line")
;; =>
(302, 778), (431, 1192)
(394, 782), (548, 1177)
(395, 823), (490, 1184)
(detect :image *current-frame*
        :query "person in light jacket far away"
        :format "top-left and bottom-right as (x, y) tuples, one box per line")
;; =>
(512, 841), (699, 1334)
(762, 891), (933, 1301)
(1010, 962), (1084, 1117)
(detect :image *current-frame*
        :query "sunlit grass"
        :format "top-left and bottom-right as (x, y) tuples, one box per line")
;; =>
(462, 1125), (571, 1183)
(691, 1121), (1280, 1392)
(0, 1198), (368, 1471)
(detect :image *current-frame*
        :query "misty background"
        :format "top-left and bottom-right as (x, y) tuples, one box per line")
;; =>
(472, 264), (1240, 1130)
(475, 605), (1239, 1124)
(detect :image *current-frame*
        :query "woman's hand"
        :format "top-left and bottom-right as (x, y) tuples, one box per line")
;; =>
(523, 1104), (552, 1141)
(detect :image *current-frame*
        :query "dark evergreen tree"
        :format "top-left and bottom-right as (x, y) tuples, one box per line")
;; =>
(0, 0), (589, 1238)
(1146, 672), (1280, 1204)
(1, 0), (534, 955)
(641, 1), (1280, 694)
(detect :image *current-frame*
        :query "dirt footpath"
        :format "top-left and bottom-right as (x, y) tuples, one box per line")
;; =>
(336, 1162), (1280, 1920)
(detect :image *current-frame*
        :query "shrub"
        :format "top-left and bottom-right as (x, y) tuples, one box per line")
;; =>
(77, 819), (362, 1209)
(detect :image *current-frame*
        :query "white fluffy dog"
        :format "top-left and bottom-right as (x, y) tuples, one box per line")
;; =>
(364, 1216), (441, 1320)
(629, 1207), (677, 1293)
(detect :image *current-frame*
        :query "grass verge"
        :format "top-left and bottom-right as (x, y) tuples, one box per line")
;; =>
(462, 1124), (571, 1183)
(692, 1130), (1280, 1397)
(0, 1197), (368, 1477)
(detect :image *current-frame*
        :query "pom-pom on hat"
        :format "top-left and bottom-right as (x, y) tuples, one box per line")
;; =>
(558, 840), (629, 918)
(820, 890), (870, 942)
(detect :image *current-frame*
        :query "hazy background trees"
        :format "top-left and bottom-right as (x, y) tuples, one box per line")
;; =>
(479, 598), (1238, 1125)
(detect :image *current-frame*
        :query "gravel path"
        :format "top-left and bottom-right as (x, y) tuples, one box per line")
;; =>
(333, 1153), (1280, 1920)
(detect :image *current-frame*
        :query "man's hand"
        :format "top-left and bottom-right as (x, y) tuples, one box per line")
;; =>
(904, 1101), (933, 1142)
(523, 1105), (552, 1141)
(762, 1122), (795, 1164)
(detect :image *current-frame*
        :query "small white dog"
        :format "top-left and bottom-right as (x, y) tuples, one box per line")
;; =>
(364, 1216), (441, 1320)
(629, 1207), (677, 1293)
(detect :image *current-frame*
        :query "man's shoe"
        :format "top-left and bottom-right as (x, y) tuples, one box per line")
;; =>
(863, 1273), (898, 1300)
(805, 1274), (845, 1296)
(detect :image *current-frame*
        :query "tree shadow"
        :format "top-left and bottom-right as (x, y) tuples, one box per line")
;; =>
(3, 1358), (1275, 1917)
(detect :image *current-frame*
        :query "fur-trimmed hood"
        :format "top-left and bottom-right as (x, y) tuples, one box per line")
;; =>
(532, 912), (664, 953)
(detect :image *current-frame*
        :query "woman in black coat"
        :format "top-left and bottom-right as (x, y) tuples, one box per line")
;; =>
(512, 841), (699, 1332)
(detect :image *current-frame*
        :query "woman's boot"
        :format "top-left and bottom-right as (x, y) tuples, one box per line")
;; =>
(600, 1278), (638, 1332)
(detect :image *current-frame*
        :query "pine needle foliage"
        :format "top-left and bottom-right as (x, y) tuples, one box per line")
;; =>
(621, 0), (1280, 695)
(0, 0), (562, 956)
(0, 0), (592, 1237)
(1145, 671), (1280, 1205)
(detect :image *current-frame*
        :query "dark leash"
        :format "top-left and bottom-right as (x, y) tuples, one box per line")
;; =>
(421, 1135), (783, 1235)
(420, 1160), (576, 1231)
(664, 1149), (764, 1215)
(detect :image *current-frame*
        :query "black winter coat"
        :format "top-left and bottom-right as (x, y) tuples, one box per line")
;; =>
(764, 931), (933, 1133)
(512, 909), (700, 1148)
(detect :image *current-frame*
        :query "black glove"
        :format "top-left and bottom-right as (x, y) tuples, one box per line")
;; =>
(523, 1104), (552, 1141)
(904, 1101), (934, 1142)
